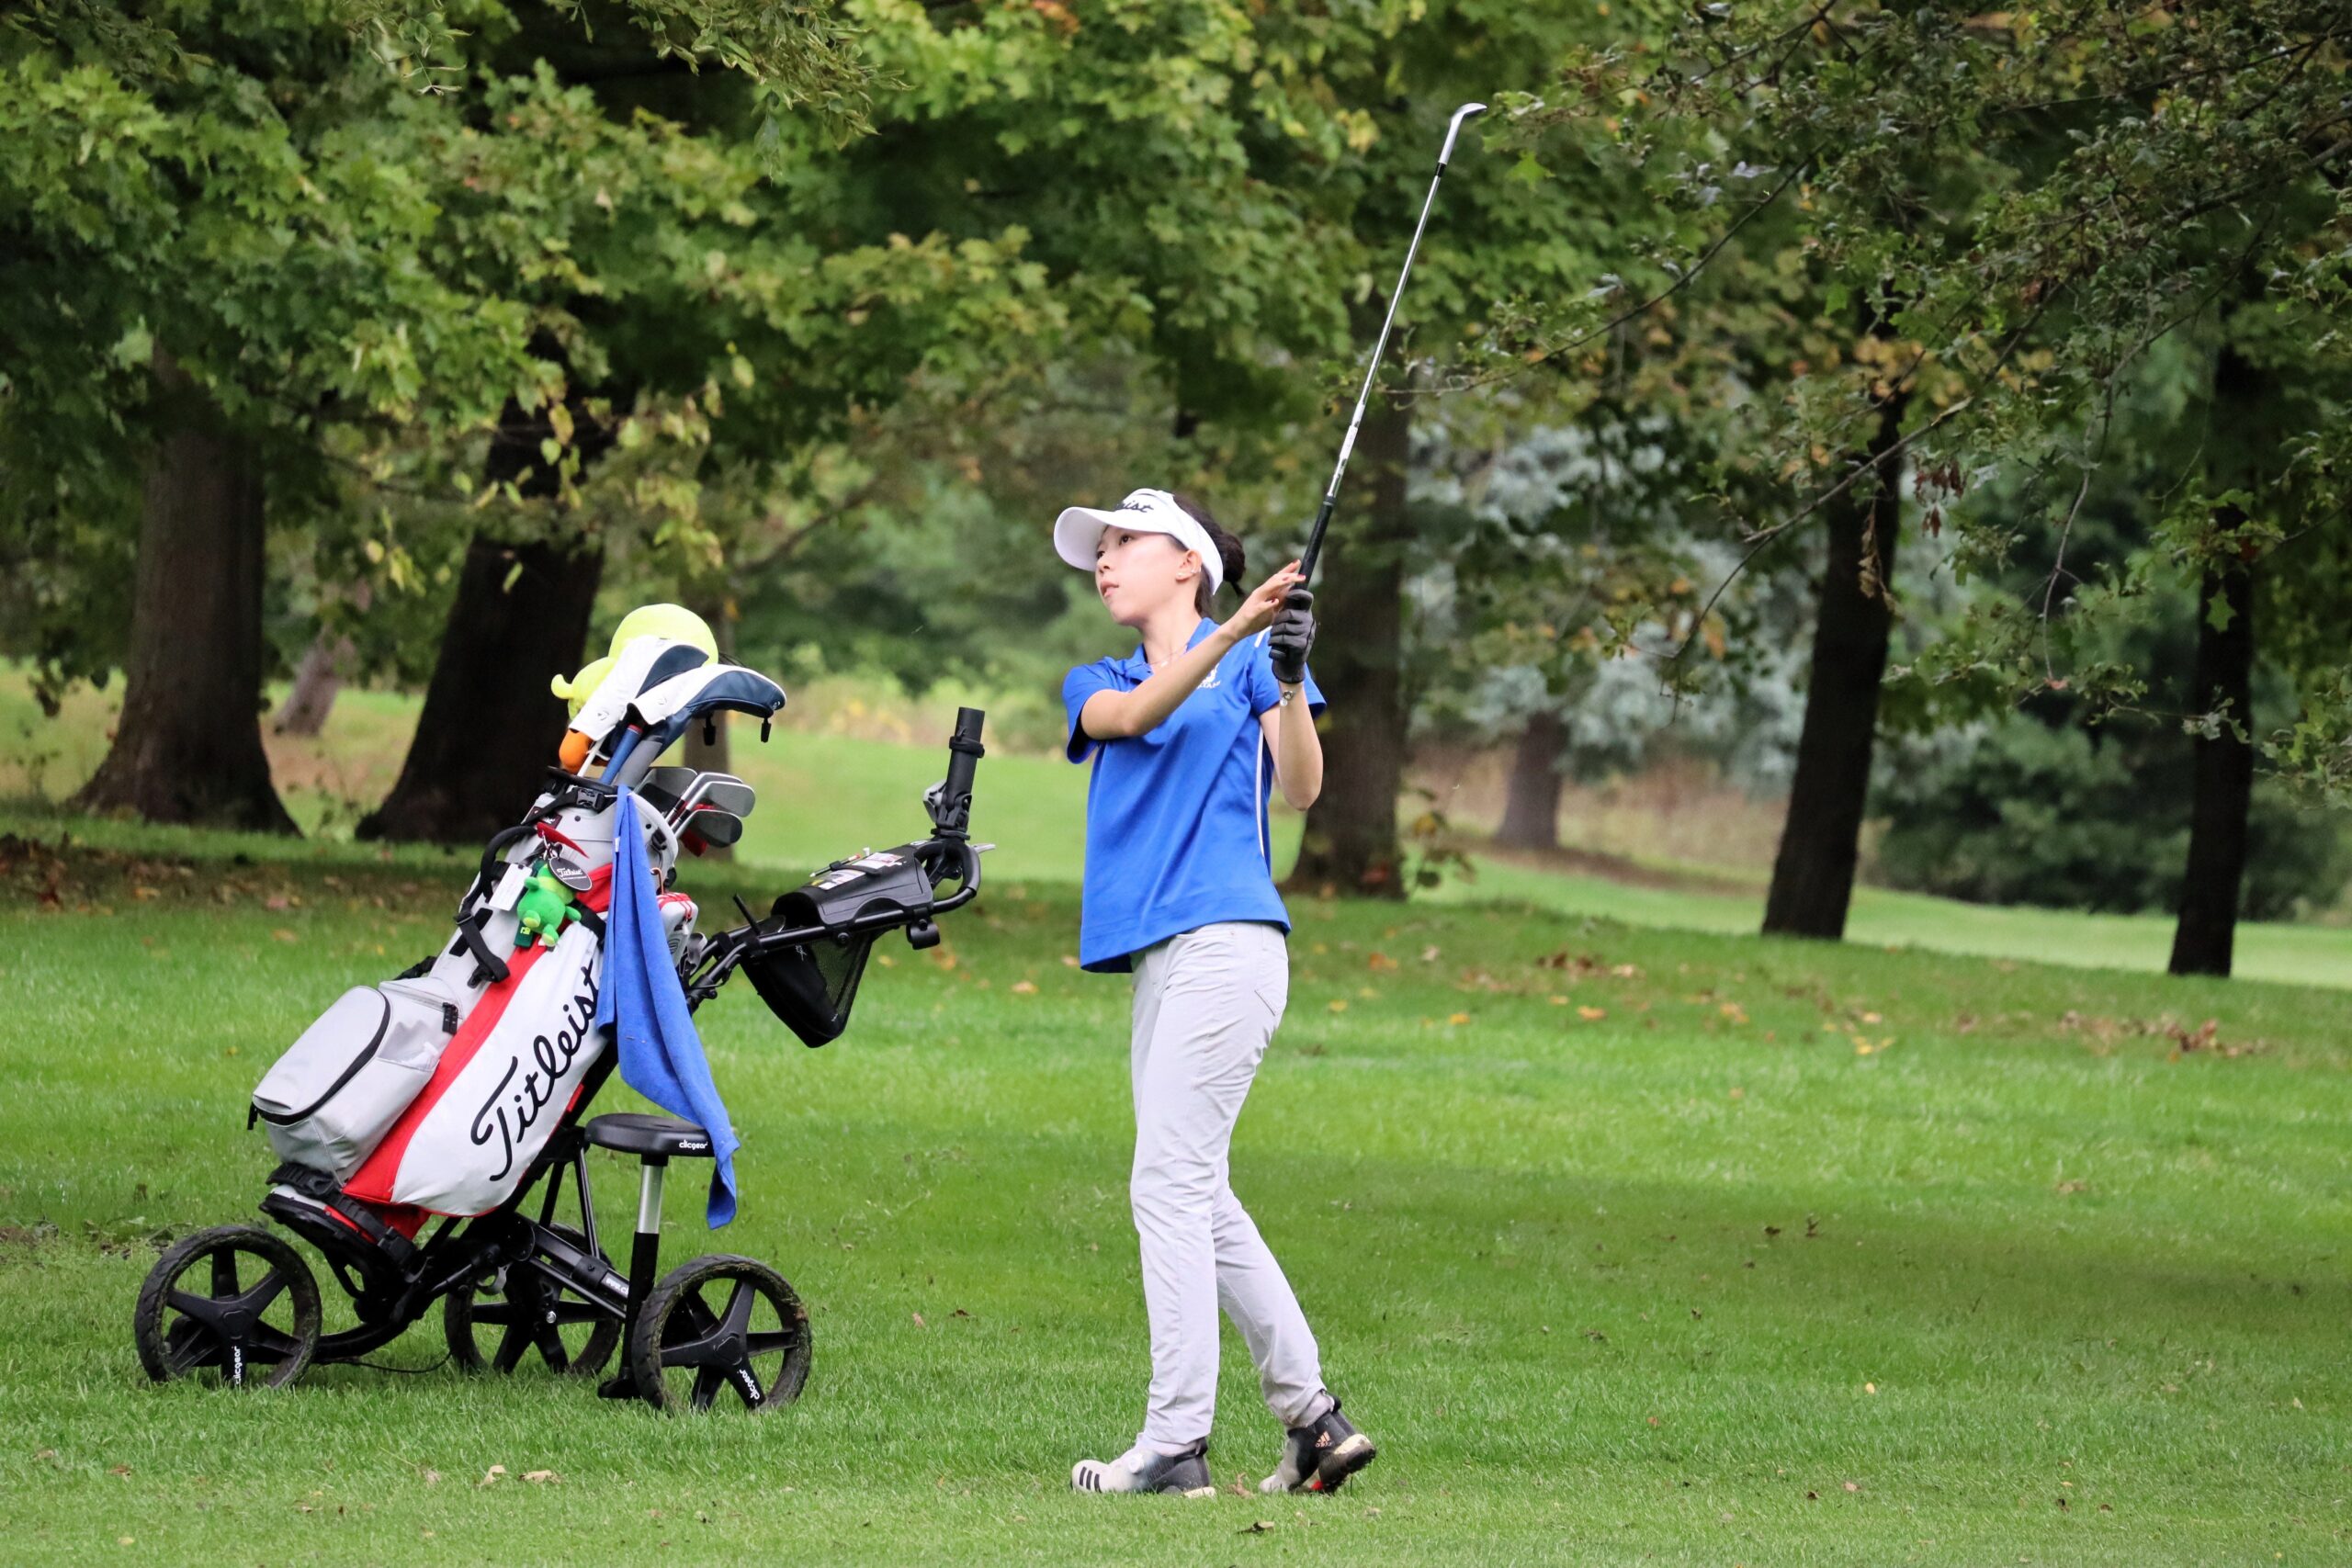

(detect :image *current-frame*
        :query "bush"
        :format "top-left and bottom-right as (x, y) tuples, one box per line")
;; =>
(1874, 720), (2346, 919)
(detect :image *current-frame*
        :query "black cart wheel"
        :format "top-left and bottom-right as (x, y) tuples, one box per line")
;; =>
(134, 1225), (322, 1389)
(628, 1254), (810, 1414)
(445, 1227), (621, 1378)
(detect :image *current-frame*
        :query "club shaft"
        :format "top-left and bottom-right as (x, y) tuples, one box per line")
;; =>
(1299, 103), (1484, 585)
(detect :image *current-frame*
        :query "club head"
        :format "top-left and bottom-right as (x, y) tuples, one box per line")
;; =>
(1439, 101), (1488, 167)
(694, 779), (755, 819)
(684, 808), (743, 851)
(638, 766), (696, 815)
(667, 773), (752, 826)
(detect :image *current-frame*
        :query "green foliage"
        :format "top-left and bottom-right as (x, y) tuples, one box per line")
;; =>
(1875, 717), (2346, 919)
(1536, 0), (2352, 794)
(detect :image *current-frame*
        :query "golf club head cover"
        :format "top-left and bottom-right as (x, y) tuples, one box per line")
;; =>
(1269, 588), (1316, 687)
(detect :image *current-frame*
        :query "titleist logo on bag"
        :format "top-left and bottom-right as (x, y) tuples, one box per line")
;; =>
(345, 919), (610, 1217)
(469, 953), (600, 1183)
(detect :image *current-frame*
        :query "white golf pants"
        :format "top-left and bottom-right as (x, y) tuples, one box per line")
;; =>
(1128, 920), (1325, 1452)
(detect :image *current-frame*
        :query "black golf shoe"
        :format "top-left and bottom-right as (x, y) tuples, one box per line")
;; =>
(1259, 1397), (1376, 1495)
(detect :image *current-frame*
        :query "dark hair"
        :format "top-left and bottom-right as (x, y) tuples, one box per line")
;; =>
(1170, 491), (1245, 616)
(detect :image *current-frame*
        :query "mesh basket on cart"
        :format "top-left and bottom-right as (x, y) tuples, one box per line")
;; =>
(741, 849), (934, 1047)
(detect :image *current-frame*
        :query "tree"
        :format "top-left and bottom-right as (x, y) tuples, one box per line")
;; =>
(1, 0), (871, 831)
(1541, 0), (2352, 950)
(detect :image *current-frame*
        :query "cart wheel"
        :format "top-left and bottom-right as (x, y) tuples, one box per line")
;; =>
(445, 1226), (621, 1379)
(628, 1254), (810, 1415)
(134, 1224), (322, 1389)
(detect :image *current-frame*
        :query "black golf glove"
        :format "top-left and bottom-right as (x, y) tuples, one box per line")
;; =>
(1269, 588), (1316, 688)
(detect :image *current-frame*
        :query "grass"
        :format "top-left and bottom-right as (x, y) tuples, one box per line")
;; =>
(4, 811), (2352, 1565)
(1431, 856), (2352, 991)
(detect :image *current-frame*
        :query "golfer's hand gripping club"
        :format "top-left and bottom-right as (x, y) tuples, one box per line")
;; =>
(1295, 100), (1487, 589)
(1269, 590), (1316, 687)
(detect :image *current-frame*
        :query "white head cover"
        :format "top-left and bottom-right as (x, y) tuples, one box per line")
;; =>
(1053, 488), (1222, 594)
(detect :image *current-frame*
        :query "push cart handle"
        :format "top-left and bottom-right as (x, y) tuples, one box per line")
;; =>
(931, 707), (986, 839)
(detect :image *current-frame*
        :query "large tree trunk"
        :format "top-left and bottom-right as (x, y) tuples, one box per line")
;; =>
(73, 356), (296, 833)
(2168, 556), (2255, 976)
(2168, 334), (2268, 976)
(356, 534), (602, 843)
(1494, 711), (1566, 852)
(1761, 385), (1911, 940)
(360, 388), (609, 844)
(1286, 396), (1411, 897)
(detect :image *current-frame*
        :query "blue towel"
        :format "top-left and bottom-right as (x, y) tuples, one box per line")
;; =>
(594, 790), (741, 1227)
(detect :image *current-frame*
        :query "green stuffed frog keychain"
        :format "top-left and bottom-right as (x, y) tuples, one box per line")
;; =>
(513, 868), (579, 949)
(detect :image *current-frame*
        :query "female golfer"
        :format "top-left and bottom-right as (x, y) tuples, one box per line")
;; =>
(1053, 487), (1376, 1499)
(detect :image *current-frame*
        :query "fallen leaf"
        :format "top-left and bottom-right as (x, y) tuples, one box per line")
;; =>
(271, 928), (299, 943)
(479, 1465), (507, 1487)
(421, 1469), (441, 1485)
(911, 1313), (927, 1328)
(1241, 1520), (1277, 1534)
(1446, 1011), (1471, 1025)
(1010, 980), (1038, 995)
(1366, 952), (1398, 971)
(523, 1470), (558, 1484)
(1577, 1006), (1607, 1021)
(1548, 995), (1569, 1005)
(1327, 998), (1348, 1013)
(1864, 1382), (1877, 1394)
(1844, 1481), (1860, 1493)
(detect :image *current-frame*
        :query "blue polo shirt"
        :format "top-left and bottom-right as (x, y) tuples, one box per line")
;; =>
(1062, 619), (1327, 973)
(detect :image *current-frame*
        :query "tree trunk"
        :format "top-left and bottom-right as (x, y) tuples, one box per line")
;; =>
(356, 534), (603, 843)
(2168, 556), (2255, 977)
(677, 587), (737, 863)
(360, 387), (610, 845)
(1285, 395), (1411, 897)
(1494, 711), (1566, 852)
(2167, 334), (2268, 976)
(1761, 385), (1911, 940)
(72, 355), (296, 833)
(274, 630), (349, 738)
(276, 583), (371, 737)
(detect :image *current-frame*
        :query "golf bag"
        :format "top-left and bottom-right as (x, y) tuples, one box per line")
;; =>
(247, 634), (781, 1220)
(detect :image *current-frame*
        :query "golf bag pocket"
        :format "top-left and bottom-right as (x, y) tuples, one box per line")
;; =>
(250, 977), (461, 1179)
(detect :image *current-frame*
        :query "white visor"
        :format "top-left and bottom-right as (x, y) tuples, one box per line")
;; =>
(1053, 488), (1222, 595)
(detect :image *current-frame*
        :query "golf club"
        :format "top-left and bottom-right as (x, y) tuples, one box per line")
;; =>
(637, 766), (697, 817)
(669, 775), (755, 826)
(1296, 100), (1487, 586)
(682, 807), (744, 852)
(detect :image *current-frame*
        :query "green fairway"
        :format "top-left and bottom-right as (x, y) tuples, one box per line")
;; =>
(1430, 856), (2352, 991)
(3, 829), (2350, 1566)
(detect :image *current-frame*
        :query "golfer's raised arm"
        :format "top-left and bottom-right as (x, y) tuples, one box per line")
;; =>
(1080, 563), (1301, 740)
